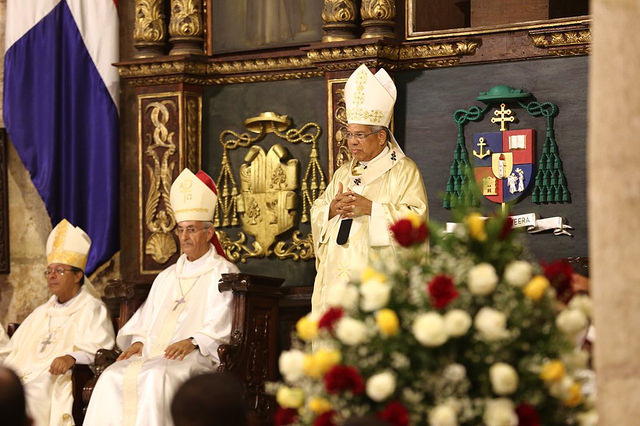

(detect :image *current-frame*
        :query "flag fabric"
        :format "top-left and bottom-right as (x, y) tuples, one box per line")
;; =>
(4, 0), (119, 273)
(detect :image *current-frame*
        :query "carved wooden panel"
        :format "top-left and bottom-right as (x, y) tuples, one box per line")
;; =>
(326, 78), (349, 178)
(137, 91), (202, 275)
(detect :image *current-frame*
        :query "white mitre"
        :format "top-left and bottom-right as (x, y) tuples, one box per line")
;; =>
(170, 168), (218, 222)
(345, 64), (397, 127)
(46, 219), (92, 271)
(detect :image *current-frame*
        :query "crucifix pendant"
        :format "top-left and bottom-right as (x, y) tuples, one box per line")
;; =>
(173, 297), (185, 311)
(40, 335), (53, 353)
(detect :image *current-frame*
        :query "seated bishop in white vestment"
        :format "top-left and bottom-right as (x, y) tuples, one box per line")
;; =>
(84, 169), (239, 426)
(0, 219), (116, 426)
(310, 64), (428, 315)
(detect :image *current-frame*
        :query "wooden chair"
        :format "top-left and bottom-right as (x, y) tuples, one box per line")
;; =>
(81, 272), (284, 425)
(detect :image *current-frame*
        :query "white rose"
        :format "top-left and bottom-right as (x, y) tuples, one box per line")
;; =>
(577, 410), (598, 426)
(443, 364), (467, 383)
(568, 294), (593, 318)
(335, 317), (369, 345)
(549, 375), (574, 399)
(489, 363), (519, 395)
(474, 307), (509, 341)
(366, 371), (396, 402)
(360, 280), (391, 311)
(444, 309), (472, 337)
(278, 349), (305, 383)
(326, 283), (359, 311)
(412, 312), (448, 347)
(429, 404), (458, 426)
(483, 398), (518, 426)
(556, 308), (588, 336)
(561, 348), (589, 370)
(467, 263), (498, 296)
(503, 261), (532, 287)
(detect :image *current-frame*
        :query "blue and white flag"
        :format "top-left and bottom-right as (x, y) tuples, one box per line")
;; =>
(4, 0), (119, 273)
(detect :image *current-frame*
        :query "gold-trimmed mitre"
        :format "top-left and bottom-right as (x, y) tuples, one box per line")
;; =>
(46, 219), (92, 271)
(344, 64), (397, 127)
(170, 168), (218, 223)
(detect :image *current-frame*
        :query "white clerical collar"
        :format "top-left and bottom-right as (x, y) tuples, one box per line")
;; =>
(182, 245), (213, 276)
(360, 145), (390, 167)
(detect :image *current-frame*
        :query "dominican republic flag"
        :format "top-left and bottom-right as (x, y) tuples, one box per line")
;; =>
(4, 0), (119, 274)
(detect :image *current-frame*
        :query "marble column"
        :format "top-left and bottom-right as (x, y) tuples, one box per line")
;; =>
(589, 0), (640, 423)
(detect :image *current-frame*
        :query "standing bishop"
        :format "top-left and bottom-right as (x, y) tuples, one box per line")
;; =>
(84, 169), (239, 426)
(0, 219), (115, 425)
(310, 64), (429, 314)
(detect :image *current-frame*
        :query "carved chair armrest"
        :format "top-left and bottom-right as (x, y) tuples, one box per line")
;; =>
(81, 348), (121, 414)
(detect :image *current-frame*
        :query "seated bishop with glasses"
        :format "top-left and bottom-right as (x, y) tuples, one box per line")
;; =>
(0, 219), (115, 426)
(84, 169), (239, 426)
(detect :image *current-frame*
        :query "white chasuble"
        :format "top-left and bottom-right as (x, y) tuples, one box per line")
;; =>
(84, 245), (238, 426)
(310, 147), (428, 315)
(0, 286), (115, 426)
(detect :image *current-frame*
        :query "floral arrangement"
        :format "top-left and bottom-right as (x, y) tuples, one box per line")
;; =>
(273, 212), (596, 426)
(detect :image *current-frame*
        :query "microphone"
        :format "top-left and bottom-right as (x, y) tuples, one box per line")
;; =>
(336, 218), (353, 245)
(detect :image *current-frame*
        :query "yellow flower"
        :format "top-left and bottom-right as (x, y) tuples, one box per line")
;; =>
(376, 309), (400, 336)
(465, 213), (487, 241)
(296, 315), (318, 341)
(303, 348), (341, 378)
(276, 386), (305, 409)
(406, 212), (424, 229)
(362, 266), (387, 284)
(563, 383), (583, 407)
(540, 360), (565, 383)
(308, 397), (332, 414)
(524, 275), (550, 301)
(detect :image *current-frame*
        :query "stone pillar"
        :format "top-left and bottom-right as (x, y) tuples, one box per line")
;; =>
(589, 0), (640, 424)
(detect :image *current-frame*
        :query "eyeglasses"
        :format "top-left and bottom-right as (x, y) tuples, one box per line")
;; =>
(44, 267), (75, 278)
(345, 131), (379, 142)
(174, 226), (206, 236)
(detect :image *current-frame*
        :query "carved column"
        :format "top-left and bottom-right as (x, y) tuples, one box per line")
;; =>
(133, 0), (167, 58)
(137, 88), (202, 276)
(168, 0), (205, 55)
(322, 0), (359, 42)
(360, 0), (397, 39)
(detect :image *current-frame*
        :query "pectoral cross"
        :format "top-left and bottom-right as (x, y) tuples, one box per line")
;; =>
(173, 297), (185, 311)
(40, 335), (53, 353)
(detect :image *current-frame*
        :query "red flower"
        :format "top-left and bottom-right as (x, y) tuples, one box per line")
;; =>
(318, 307), (344, 332)
(499, 216), (514, 240)
(427, 275), (459, 309)
(390, 219), (428, 247)
(313, 411), (336, 426)
(274, 407), (298, 426)
(377, 401), (409, 426)
(516, 403), (541, 426)
(542, 259), (574, 303)
(324, 365), (365, 395)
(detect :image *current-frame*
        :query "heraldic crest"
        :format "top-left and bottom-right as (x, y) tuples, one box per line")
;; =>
(444, 85), (570, 210)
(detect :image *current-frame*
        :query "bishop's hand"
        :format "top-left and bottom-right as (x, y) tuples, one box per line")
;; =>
(49, 355), (76, 375)
(341, 190), (373, 218)
(117, 341), (143, 361)
(164, 338), (197, 361)
(329, 183), (352, 219)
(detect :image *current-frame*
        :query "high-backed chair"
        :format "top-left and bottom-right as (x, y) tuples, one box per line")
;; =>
(82, 272), (284, 425)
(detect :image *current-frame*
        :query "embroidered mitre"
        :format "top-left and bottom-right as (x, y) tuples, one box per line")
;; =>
(170, 168), (218, 223)
(344, 64), (397, 127)
(46, 219), (92, 270)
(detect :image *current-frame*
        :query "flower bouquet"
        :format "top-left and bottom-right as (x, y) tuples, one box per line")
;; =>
(273, 212), (596, 426)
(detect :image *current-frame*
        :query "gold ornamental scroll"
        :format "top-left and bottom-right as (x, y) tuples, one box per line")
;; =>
(133, 0), (167, 58)
(327, 78), (350, 177)
(361, 0), (397, 40)
(215, 112), (324, 263)
(138, 92), (202, 274)
(322, 0), (359, 42)
(169, 0), (205, 55)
